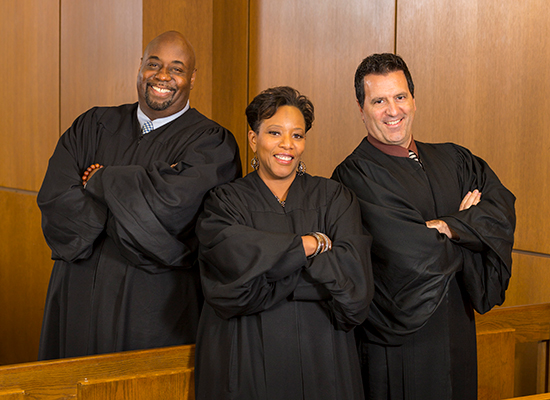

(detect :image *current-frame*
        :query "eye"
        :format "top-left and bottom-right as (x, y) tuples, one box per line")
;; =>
(373, 99), (384, 105)
(171, 67), (184, 74)
(267, 130), (281, 136)
(396, 95), (406, 101)
(293, 133), (305, 139)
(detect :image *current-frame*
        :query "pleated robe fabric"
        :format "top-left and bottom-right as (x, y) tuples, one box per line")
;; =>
(37, 103), (241, 359)
(195, 172), (374, 400)
(332, 138), (516, 400)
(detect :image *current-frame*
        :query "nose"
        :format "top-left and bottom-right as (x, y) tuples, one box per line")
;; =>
(279, 133), (293, 149)
(386, 100), (398, 116)
(156, 67), (172, 81)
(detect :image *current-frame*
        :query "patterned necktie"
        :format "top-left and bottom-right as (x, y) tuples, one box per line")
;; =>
(142, 120), (154, 134)
(408, 150), (423, 168)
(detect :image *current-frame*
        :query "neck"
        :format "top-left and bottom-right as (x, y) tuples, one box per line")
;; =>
(258, 174), (295, 201)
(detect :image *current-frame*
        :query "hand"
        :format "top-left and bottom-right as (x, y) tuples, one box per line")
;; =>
(426, 219), (456, 239)
(459, 189), (481, 211)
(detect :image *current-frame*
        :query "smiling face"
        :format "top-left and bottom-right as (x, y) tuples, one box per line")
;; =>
(248, 105), (306, 186)
(137, 32), (196, 120)
(359, 70), (416, 148)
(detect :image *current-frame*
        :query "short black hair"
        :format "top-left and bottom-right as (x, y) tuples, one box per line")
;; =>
(354, 53), (415, 108)
(246, 86), (314, 133)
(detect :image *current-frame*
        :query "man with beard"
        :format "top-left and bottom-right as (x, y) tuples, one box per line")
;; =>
(37, 31), (241, 359)
(332, 53), (516, 399)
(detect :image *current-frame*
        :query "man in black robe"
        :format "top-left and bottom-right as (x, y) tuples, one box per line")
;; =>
(37, 31), (241, 360)
(332, 53), (516, 399)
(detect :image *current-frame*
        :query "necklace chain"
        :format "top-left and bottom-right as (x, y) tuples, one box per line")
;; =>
(274, 195), (285, 207)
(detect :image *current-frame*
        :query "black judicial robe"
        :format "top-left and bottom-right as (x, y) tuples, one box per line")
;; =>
(37, 103), (241, 360)
(195, 172), (374, 400)
(332, 139), (516, 400)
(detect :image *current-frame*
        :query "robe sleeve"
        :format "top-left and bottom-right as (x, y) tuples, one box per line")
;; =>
(196, 186), (308, 320)
(83, 126), (241, 270)
(333, 159), (467, 344)
(298, 184), (374, 330)
(37, 109), (109, 263)
(439, 145), (516, 313)
(37, 107), (241, 270)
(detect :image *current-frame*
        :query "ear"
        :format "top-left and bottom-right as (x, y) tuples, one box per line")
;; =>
(248, 130), (257, 153)
(189, 68), (197, 90)
(356, 100), (366, 123)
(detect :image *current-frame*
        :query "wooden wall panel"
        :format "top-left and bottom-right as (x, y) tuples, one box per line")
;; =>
(0, 0), (60, 192)
(60, 0), (142, 132)
(397, 0), (550, 255)
(0, 191), (53, 365)
(249, 0), (396, 177)
(212, 0), (250, 171)
(143, 0), (214, 118)
(503, 253), (550, 307)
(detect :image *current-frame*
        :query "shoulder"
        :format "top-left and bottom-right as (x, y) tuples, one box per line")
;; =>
(417, 141), (478, 165)
(172, 108), (238, 146)
(297, 174), (355, 205)
(72, 103), (136, 128)
(207, 173), (256, 204)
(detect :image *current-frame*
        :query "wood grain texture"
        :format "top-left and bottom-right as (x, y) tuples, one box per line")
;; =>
(503, 253), (550, 307)
(0, 191), (53, 366)
(0, 0), (60, 191)
(249, 0), (395, 177)
(77, 369), (194, 400)
(397, 0), (550, 254)
(212, 0), (249, 172)
(143, 0), (214, 118)
(0, 391), (24, 400)
(60, 0), (142, 132)
(477, 329), (516, 400)
(0, 345), (194, 400)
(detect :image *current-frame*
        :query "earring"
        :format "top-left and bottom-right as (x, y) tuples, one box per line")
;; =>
(250, 155), (259, 171)
(297, 160), (306, 176)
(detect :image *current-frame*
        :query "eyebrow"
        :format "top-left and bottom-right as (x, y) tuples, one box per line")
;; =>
(146, 56), (186, 67)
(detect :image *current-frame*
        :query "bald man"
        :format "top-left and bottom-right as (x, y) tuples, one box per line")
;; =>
(37, 31), (241, 359)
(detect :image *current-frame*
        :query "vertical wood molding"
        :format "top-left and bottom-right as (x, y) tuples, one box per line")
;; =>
(212, 0), (250, 172)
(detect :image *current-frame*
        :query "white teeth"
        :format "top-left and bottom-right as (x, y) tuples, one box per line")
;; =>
(153, 86), (171, 93)
(385, 119), (402, 126)
(275, 155), (292, 161)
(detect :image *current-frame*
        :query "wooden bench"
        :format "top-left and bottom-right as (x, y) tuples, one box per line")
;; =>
(477, 303), (550, 400)
(0, 344), (195, 400)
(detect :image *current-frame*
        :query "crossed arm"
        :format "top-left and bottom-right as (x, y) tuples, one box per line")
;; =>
(426, 189), (481, 238)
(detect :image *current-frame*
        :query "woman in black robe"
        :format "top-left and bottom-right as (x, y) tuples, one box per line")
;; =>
(194, 86), (374, 400)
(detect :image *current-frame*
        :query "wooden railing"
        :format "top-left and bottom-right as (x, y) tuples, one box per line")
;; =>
(477, 303), (550, 400)
(0, 344), (195, 400)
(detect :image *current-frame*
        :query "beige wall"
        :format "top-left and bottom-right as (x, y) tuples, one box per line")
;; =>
(1, 5), (548, 392)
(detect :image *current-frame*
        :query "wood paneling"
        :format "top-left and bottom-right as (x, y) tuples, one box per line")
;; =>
(143, 0), (214, 118)
(60, 0), (142, 132)
(249, 0), (395, 177)
(212, 0), (249, 171)
(0, 0), (60, 192)
(503, 253), (550, 307)
(397, 0), (550, 255)
(0, 191), (53, 365)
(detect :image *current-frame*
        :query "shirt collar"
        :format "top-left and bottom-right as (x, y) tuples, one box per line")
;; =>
(137, 100), (190, 133)
(366, 134), (419, 157)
